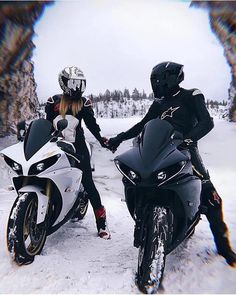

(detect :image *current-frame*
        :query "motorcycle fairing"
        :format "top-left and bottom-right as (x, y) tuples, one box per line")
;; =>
(1, 141), (24, 169)
(42, 168), (82, 225)
(115, 119), (190, 180)
(1, 139), (72, 176)
(162, 177), (201, 222)
(139, 118), (175, 162)
(116, 145), (189, 180)
(12, 165), (83, 226)
(1, 122), (83, 226)
(124, 174), (201, 253)
(115, 118), (202, 255)
(18, 185), (48, 224)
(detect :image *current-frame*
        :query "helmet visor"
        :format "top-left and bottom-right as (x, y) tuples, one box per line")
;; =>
(67, 79), (86, 92)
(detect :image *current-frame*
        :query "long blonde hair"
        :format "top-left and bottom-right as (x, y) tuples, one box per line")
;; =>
(59, 95), (83, 118)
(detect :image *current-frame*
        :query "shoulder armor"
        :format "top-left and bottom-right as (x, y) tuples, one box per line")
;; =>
(53, 94), (62, 102)
(47, 94), (62, 104)
(47, 97), (54, 104)
(83, 97), (92, 107)
(191, 89), (202, 96)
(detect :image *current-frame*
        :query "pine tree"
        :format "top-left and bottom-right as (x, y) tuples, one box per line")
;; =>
(104, 89), (111, 101)
(141, 89), (147, 99)
(132, 88), (139, 100)
(123, 88), (130, 98)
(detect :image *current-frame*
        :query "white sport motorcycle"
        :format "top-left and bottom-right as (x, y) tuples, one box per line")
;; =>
(1, 118), (90, 265)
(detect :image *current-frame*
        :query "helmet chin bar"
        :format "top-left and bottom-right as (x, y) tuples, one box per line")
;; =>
(154, 85), (168, 99)
(67, 89), (83, 100)
(153, 83), (180, 99)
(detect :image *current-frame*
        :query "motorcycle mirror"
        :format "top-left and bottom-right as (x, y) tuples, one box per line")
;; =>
(57, 119), (68, 132)
(16, 120), (26, 141)
(17, 120), (26, 131)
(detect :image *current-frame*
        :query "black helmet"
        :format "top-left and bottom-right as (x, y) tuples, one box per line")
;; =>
(58, 66), (86, 100)
(150, 62), (184, 98)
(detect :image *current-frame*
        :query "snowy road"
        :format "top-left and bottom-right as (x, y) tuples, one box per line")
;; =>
(0, 117), (235, 293)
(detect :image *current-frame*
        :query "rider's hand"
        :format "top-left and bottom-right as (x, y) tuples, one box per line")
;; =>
(179, 138), (194, 149)
(99, 137), (116, 151)
(108, 133), (125, 153)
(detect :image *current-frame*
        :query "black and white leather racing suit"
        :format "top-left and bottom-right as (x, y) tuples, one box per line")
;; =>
(45, 94), (103, 209)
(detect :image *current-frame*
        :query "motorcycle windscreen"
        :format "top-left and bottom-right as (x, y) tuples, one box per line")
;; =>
(139, 118), (175, 164)
(24, 119), (53, 160)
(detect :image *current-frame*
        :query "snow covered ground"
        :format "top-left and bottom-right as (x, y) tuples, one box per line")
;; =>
(0, 117), (236, 293)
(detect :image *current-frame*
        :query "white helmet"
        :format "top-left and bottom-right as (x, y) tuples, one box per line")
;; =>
(58, 66), (86, 99)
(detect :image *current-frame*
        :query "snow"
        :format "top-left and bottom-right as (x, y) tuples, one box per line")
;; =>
(0, 117), (236, 293)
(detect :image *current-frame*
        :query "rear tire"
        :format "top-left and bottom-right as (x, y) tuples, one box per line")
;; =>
(137, 206), (169, 294)
(7, 193), (47, 265)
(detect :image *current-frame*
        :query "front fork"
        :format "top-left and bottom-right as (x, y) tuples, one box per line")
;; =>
(133, 195), (149, 248)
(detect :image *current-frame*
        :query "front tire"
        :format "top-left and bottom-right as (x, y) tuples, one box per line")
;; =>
(137, 206), (169, 294)
(7, 193), (47, 265)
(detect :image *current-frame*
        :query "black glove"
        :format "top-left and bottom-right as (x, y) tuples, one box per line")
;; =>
(179, 138), (194, 149)
(99, 137), (109, 148)
(108, 132), (125, 152)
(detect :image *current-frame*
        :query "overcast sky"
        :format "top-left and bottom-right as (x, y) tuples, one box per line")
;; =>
(33, 0), (231, 103)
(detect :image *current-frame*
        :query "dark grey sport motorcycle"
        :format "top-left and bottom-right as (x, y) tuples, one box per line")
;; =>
(114, 118), (202, 294)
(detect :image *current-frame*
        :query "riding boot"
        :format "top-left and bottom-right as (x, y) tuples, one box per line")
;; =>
(203, 185), (236, 267)
(189, 146), (236, 267)
(94, 206), (111, 240)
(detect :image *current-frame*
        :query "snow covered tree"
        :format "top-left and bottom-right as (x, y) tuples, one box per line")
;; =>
(104, 89), (111, 101)
(124, 88), (130, 98)
(141, 89), (147, 99)
(132, 88), (140, 100)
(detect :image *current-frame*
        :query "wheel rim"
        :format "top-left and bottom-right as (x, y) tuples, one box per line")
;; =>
(23, 198), (46, 256)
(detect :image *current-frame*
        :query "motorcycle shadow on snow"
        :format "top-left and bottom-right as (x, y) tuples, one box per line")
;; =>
(45, 221), (91, 247)
(164, 231), (217, 282)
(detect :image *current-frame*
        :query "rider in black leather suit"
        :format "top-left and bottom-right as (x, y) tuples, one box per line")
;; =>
(108, 62), (236, 267)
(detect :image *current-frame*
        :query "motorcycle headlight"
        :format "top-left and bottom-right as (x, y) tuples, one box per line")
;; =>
(155, 160), (186, 185)
(157, 171), (167, 180)
(2, 156), (23, 175)
(12, 162), (21, 171)
(36, 163), (45, 171)
(29, 155), (60, 175)
(114, 160), (141, 185)
(128, 170), (139, 180)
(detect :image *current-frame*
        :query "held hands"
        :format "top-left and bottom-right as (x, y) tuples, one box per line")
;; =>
(99, 137), (110, 148)
(107, 137), (121, 153)
(107, 133), (125, 153)
(99, 137), (116, 152)
(99, 137), (119, 152)
(99, 133), (125, 153)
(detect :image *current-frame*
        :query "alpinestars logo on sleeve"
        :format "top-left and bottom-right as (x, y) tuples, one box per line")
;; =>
(161, 106), (180, 120)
